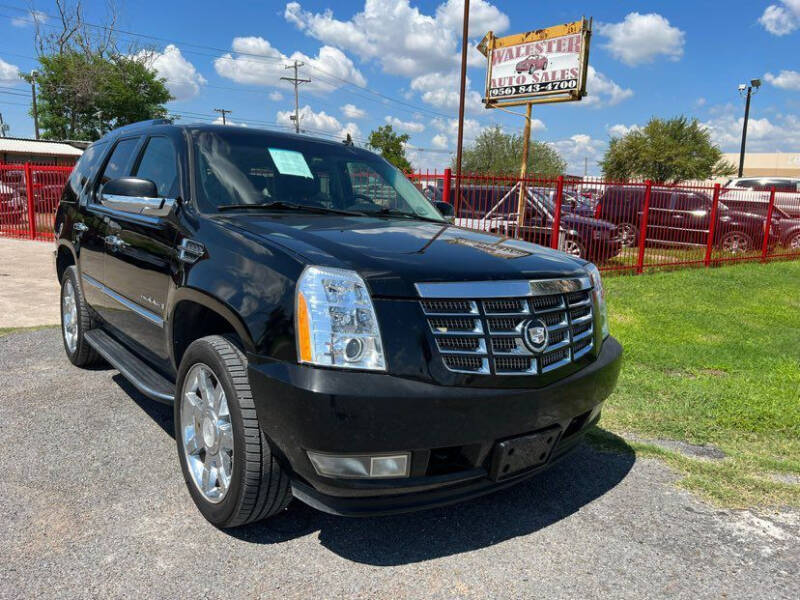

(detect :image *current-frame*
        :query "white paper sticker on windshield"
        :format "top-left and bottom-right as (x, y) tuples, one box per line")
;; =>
(268, 148), (313, 179)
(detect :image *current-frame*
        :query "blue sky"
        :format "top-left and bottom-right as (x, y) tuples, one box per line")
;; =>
(1, 0), (799, 174)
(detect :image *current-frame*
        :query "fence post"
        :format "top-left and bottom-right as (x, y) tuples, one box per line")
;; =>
(704, 183), (721, 267)
(550, 175), (564, 250)
(24, 162), (36, 240)
(636, 180), (652, 274)
(761, 186), (776, 262)
(442, 168), (451, 205)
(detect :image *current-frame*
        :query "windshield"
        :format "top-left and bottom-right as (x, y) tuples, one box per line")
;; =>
(191, 129), (443, 221)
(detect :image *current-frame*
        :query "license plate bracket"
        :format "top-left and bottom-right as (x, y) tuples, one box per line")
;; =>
(489, 427), (561, 480)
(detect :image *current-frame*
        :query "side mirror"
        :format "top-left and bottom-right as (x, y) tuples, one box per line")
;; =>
(103, 176), (158, 198)
(100, 177), (177, 218)
(435, 201), (455, 222)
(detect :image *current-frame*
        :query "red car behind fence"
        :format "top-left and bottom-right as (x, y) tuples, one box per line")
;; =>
(0, 163), (73, 241)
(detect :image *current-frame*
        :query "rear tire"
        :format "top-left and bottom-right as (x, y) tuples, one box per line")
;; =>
(175, 335), (291, 528)
(60, 266), (101, 367)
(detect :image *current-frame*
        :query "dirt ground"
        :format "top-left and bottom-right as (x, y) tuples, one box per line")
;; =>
(0, 237), (59, 328)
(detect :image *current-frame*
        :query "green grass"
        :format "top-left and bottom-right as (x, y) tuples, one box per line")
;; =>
(590, 260), (800, 508)
(0, 325), (57, 338)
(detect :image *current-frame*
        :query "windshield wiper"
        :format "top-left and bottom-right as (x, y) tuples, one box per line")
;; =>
(366, 207), (446, 223)
(218, 201), (362, 216)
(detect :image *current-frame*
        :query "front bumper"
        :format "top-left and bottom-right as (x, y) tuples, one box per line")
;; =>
(248, 336), (623, 516)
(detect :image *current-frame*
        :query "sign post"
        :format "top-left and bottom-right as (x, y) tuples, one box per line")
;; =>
(478, 18), (592, 227)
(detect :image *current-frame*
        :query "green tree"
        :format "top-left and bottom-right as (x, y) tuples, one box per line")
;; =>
(23, 1), (171, 140)
(368, 125), (412, 171)
(456, 126), (566, 176)
(600, 116), (736, 183)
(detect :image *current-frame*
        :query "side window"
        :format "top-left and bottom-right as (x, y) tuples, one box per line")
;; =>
(674, 193), (706, 212)
(134, 137), (179, 197)
(771, 179), (797, 193)
(650, 191), (673, 209)
(98, 138), (140, 188)
(68, 142), (108, 195)
(347, 162), (399, 208)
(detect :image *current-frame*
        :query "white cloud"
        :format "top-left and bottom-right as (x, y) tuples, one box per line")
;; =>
(431, 133), (449, 149)
(435, 0), (509, 37)
(0, 58), (20, 84)
(276, 105), (359, 141)
(759, 1), (800, 35)
(765, 69), (800, 90)
(215, 37), (366, 94)
(607, 123), (641, 138)
(702, 107), (800, 152)
(385, 115), (426, 133)
(11, 9), (46, 27)
(341, 103), (367, 119)
(269, 91), (284, 101)
(212, 116), (247, 127)
(142, 45), (206, 101)
(284, 0), (508, 78)
(597, 12), (685, 66)
(582, 66), (634, 107)
(548, 134), (607, 176)
(339, 122), (362, 140)
(410, 71), (484, 112)
(695, 97), (707, 107)
(429, 116), (523, 143)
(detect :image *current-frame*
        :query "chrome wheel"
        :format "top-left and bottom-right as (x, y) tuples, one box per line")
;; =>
(790, 234), (800, 251)
(721, 232), (751, 254)
(180, 363), (234, 504)
(618, 223), (638, 247)
(564, 239), (584, 257)
(62, 279), (78, 354)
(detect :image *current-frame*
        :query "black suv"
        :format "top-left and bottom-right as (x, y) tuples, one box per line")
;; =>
(54, 120), (622, 527)
(596, 186), (774, 252)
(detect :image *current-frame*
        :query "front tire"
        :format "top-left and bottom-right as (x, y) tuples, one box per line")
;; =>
(60, 266), (101, 367)
(618, 222), (639, 248)
(720, 231), (753, 254)
(563, 237), (586, 258)
(175, 335), (291, 528)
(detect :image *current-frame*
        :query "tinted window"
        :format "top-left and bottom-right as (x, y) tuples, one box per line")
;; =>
(650, 191), (673, 209)
(68, 142), (107, 195)
(674, 193), (708, 211)
(98, 138), (139, 187)
(134, 137), (179, 197)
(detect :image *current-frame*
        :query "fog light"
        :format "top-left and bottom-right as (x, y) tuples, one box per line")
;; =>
(307, 451), (410, 479)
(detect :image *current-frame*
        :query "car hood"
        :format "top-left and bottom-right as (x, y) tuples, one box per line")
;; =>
(560, 212), (616, 230)
(215, 214), (588, 298)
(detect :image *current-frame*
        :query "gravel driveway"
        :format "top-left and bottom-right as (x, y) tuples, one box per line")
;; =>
(1, 329), (798, 599)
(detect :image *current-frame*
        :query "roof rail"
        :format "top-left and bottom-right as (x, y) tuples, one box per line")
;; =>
(103, 118), (173, 137)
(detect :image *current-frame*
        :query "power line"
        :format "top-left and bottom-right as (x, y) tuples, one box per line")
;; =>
(213, 108), (232, 125)
(0, 4), (452, 119)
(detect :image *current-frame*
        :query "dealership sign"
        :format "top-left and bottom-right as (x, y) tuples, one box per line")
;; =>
(478, 19), (592, 107)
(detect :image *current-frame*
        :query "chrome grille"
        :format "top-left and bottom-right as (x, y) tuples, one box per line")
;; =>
(419, 280), (595, 376)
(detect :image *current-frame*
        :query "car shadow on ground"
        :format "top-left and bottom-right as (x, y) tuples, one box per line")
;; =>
(115, 373), (636, 566)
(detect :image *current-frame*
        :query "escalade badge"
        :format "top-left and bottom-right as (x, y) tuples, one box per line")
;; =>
(522, 319), (549, 354)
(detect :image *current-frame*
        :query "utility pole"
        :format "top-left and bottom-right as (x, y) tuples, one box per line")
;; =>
(453, 0), (470, 202)
(214, 108), (232, 125)
(737, 79), (761, 178)
(94, 110), (104, 137)
(584, 157), (588, 178)
(0, 112), (7, 137)
(281, 60), (310, 134)
(30, 70), (39, 140)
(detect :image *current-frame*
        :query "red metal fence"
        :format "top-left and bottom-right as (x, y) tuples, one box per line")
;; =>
(2, 162), (799, 276)
(410, 169), (800, 275)
(0, 163), (73, 241)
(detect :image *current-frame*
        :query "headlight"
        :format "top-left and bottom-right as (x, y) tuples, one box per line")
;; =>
(295, 266), (386, 371)
(585, 263), (609, 339)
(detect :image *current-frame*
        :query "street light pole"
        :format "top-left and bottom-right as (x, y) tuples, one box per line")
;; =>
(737, 79), (761, 178)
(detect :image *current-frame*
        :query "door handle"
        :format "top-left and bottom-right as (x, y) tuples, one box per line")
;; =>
(104, 235), (128, 251)
(73, 222), (88, 233)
